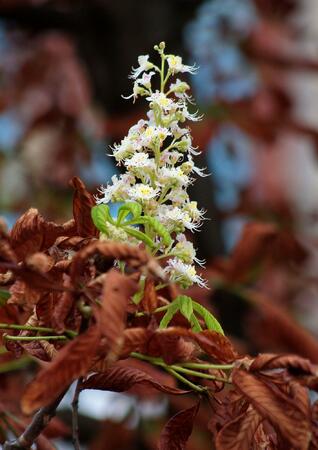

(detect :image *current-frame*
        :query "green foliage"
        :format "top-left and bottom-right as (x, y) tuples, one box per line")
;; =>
(0, 290), (10, 307)
(91, 203), (172, 252)
(91, 204), (115, 233)
(159, 295), (224, 334)
(116, 202), (142, 225)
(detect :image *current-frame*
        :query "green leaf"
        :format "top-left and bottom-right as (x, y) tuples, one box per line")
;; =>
(117, 202), (142, 225)
(159, 299), (180, 329)
(91, 204), (115, 233)
(132, 276), (146, 305)
(189, 313), (202, 332)
(178, 295), (193, 321)
(141, 216), (172, 246)
(124, 226), (156, 249)
(0, 290), (10, 306)
(192, 301), (224, 335)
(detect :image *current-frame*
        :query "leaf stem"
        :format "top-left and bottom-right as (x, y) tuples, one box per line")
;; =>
(4, 335), (68, 342)
(130, 352), (232, 392)
(170, 365), (231, 384)
(177, 362), (234, 371)
(135, 304), (170, 317)
(0, 323), (77, 338)
(166, 368), (206, 393)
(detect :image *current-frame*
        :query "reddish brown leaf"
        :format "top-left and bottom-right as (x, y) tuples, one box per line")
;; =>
(141, 278), (158, 313)
(250, 292), (318, 363)
(192, 330), (237, 362)
(43, 416), (70, 439)
(0, 238), (17, 264)
(120, 327), (152, 358)
(25, 253), (55, 273)
(35, 435), (57, 450)
(21, 326), (100, 414)
(70, 176), (98, 238)
(9, 279), (40, 307)
(158, 401), (200, 450)
(222, 223), (308, 283)
(82, 363), (189, 395)
(11, 266), (65, 293)
(250, 353), (317, 376)
(22, 340), (51, 362)
(95, 269), (137, 362)
(232, 369), (311, 450)
(70, 241), (149, 284)
(152, 327), (236, 363)
(147, 332), (197, 365)
(215, 406), (262, 450)
(10, 209), (66, 260)
(51, 291), (75, 333)
(226, 222), (277, 282)
(36, 293), (54, 325)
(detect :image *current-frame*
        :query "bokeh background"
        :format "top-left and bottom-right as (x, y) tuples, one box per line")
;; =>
(2, 0), (318, 448)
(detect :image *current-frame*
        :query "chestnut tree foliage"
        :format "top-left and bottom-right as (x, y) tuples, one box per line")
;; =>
(1, 36), (318, 450)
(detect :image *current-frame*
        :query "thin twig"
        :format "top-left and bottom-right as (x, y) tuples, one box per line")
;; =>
(72, 378), (83, 450)
(3, 391), (66, 449)
(4, 335), (68, 341)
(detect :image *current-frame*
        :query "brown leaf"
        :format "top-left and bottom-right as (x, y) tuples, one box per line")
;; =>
(141, 278), (158, 313)
(69, 176), (98, 238)
(82, 363), (189, 395)
(22, 340), (51, 362)
(232, 369), (311, 450)
(51, 291), (75, 333)
(250, 292), (318, 363)
(36, 293), (54, 325)
(9, 279), (41, 307)
(43, 416), (70, 439)
(226, 222), (277, 282)
(70, 241), (150, 284)
(192, 330), (237, 362)
(147, 332), (196, 365)
(0, 238), (17, 264)
(11, 266), (65, 293)
(158, 401), (200, 450)
(250, 353), (317, 376)
(215, 406), (262, 450)
(133, 327), (236, 364)
(21, 326), (100, 414)
(35, 435), (57, 450)
(95, 269), (137, 363)
(120, 327), (152, 358)
(224, 223), (307, 283)
(25, 253), (55, 273)
(10, 209), (66, 260)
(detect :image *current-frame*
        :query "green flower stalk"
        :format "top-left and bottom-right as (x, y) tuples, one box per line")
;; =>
(94, 42), (208, 289)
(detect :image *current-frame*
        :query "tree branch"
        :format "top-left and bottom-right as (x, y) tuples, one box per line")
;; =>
(3, 391), (66, 450)
(72, 378), (83, 450)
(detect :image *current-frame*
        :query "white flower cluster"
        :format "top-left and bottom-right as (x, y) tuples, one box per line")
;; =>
(97, 42), (208, 289)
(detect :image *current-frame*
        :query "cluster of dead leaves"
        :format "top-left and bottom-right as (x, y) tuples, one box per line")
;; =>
(1, 178), (318, 449)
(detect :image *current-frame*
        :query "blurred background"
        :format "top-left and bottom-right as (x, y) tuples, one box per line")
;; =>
(2, 0), (318, 448)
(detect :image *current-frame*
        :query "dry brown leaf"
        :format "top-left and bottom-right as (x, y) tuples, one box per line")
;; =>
(158, 401), (200, 450)
(69, 176), (98, 238)
(10, 209), (66, 260)
(21, 326), (100, 414)
(232, 369), (311, 450)
(141, 278), (158, 313)
(82, 363), (189, 395)
(70, 241), (149, 285)
(215, 406), (263, 450)
(250, 353), (317, 376)
(95, 269), (137, 363)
